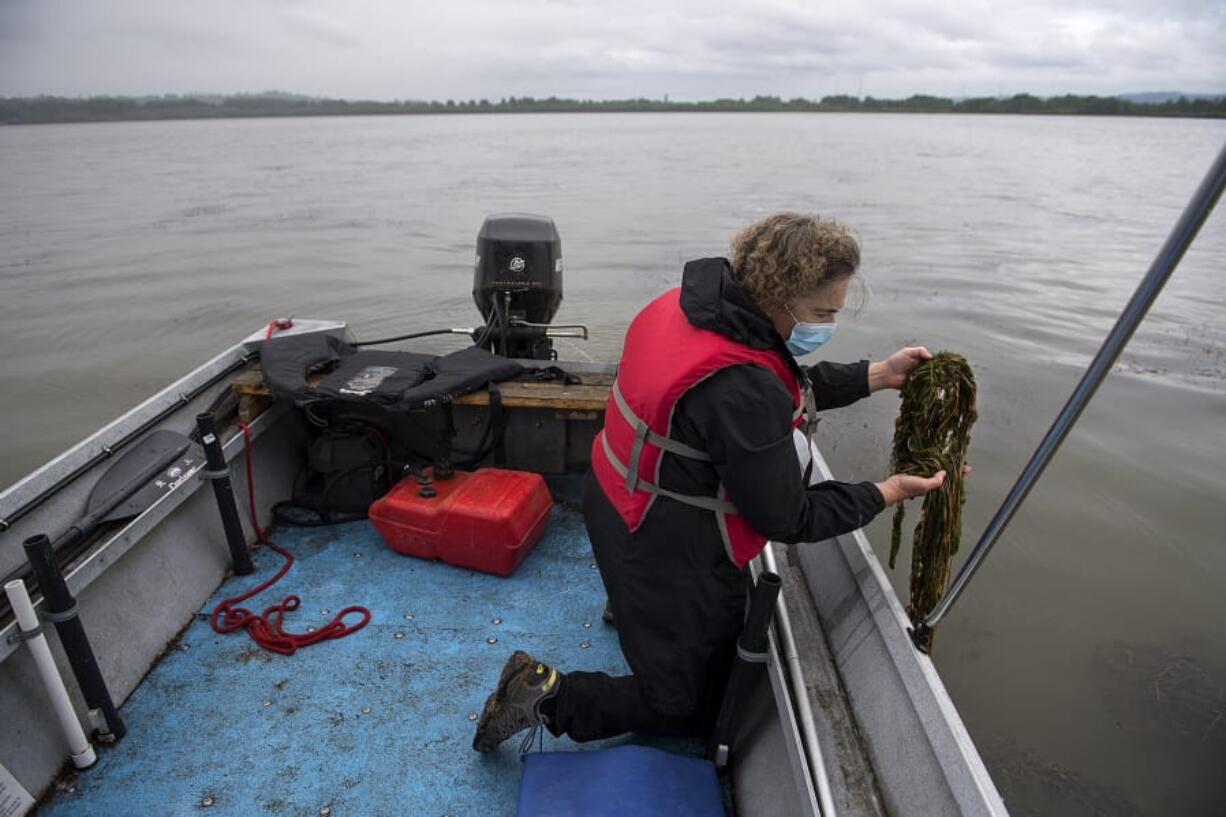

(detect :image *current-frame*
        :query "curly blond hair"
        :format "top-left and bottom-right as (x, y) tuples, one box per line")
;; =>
(730, 213), (860, 310)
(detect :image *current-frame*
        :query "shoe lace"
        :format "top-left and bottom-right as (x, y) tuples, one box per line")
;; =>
(519, 721), (545, 755)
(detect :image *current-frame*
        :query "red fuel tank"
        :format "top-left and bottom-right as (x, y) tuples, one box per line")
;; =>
(368, 467), (553, 577)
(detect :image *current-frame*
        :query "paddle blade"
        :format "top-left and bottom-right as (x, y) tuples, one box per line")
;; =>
(99, 443), (204, 524)
(85, 429), (192, 523)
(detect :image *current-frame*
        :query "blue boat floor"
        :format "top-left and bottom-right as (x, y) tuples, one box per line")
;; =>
(38, 480), (707, 817)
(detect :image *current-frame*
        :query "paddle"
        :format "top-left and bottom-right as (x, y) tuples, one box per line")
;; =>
(56, 429), (197, 547)
(1, 429), (200, 609)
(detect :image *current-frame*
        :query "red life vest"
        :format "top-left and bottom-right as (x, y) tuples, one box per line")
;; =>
(590, 287), (809, 568)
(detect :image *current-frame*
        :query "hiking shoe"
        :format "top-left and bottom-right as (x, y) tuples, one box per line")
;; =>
(472, 650), (559, 753)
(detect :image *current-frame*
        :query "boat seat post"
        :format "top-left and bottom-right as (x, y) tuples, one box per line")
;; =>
(195, 412), (256, 576)
(23, 534), (126, 743)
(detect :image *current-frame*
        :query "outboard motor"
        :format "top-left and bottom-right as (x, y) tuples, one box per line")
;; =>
(473, 214), (573, 360)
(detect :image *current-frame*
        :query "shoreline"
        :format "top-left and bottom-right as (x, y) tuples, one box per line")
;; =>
(4, 94), (1224, 126)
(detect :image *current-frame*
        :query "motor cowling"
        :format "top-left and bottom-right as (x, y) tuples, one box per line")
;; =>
(473, 214), (563, 359)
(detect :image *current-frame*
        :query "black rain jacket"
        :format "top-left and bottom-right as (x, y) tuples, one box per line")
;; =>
(662, 256), (885, 543)
(581, 257), (885, 720)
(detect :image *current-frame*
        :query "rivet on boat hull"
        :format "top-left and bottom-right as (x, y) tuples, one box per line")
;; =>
(261, 700), (272, 707)
(491, 617), (502, 625)
(394, 631), (405, 640)
(320, 808), (332, 817)
(583, 621), (592, 629)
(202, 795), (215, 807)
(361, 706), (371, 714)
(486, 636), (498, 645)
(468, 712), (478, 721)
(579, 641), (591, 649)
(404, 613), (414, 620)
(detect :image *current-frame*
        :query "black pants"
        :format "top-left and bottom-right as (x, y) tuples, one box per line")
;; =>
(547, 471), (748, 743)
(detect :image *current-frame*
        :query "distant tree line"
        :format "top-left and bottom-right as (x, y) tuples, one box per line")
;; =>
(1, 91), (1223, 125)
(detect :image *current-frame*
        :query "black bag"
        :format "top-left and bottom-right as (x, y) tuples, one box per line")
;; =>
(261, 337), (537, 524)
(274, 427), (391, 526)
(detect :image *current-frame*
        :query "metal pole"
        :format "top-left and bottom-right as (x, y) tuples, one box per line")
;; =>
(760, 544), (839, 817)
(912, 140), (1226, 652)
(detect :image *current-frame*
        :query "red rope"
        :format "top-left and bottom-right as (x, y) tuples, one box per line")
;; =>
(265, 317), (294, 340)
(209, 421), (370, 655)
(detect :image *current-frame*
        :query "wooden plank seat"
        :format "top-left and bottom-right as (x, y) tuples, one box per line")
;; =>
(230, 365), (612, 412)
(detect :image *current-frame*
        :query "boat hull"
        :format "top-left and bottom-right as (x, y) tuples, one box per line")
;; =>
(0, 321), (1008, 815)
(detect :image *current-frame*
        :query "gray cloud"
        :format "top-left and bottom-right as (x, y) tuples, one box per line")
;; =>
(0, 0), (1222, 99)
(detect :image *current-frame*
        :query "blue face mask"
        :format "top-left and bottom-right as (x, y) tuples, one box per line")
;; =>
(784, 306), (837, 356)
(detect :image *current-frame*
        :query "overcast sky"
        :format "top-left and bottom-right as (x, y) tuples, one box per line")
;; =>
(1, 0), (1223, 100)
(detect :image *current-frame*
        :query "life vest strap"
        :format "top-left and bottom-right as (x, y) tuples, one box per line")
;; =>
(611, 380), (712, 462)
(800, 380), (819, 436)
(600, 433), (736, 515)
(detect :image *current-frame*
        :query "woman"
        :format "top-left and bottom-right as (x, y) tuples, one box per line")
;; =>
(473, 212), (949, 752)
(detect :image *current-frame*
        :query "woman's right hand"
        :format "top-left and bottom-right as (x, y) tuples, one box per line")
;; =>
(875, 471), (948, 507)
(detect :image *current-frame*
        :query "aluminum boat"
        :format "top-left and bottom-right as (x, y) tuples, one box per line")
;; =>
(0, 316), (1007, 816)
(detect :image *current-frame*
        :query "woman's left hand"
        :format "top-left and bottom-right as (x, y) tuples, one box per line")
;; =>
(868, 346), (933, 392)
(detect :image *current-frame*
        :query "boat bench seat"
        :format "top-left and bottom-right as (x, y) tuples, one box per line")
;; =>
(520, 746), (725, 817)
(229, 363), (612, 422)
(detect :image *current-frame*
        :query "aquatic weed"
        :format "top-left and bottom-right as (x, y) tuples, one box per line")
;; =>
(888, 352), (978, 636)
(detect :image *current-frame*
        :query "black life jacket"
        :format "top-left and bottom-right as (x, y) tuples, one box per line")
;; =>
(260, 335), (524, 409)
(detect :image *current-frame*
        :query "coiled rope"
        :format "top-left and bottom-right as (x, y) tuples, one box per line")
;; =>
(209, 421), (371, 655)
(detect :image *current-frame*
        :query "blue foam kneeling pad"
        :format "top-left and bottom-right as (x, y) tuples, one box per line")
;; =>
(518, 745), (724, 817)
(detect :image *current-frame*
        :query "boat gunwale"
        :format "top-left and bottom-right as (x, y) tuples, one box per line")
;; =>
(798, 442), (1009, 816)
(0, 321), (352, 661)
(0, 320), (342, 520)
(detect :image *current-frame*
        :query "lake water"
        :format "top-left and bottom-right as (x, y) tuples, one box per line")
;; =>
(2, 112), (1224, 815)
